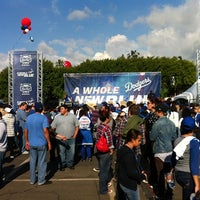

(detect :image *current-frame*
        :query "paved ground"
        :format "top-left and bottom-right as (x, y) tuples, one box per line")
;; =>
(0, 150), (182, 200)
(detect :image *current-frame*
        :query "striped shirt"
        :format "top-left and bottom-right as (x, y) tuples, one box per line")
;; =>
(97, 123), (114, 149)
(3, 113), (15, 137)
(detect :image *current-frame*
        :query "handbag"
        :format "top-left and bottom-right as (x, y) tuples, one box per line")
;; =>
(96, 132), (109, 153)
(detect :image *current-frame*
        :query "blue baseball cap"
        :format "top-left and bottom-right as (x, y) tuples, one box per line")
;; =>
(181, 116), (195, 132)
(34, 102), (43, 110)
(155, 103), (169, 113)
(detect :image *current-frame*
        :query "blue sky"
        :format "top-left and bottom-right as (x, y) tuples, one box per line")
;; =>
(0, 0), (198, 70)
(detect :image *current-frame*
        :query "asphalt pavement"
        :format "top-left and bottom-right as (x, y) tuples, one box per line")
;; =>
(0, 150), (182, 200)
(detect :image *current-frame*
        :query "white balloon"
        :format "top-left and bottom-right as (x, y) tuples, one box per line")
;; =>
(25, 29), (29, 33)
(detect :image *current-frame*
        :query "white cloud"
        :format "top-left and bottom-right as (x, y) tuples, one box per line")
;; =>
(137, 28), (182, 57)
(108, 0), (198, 61)
(51, 0), (60, 15)
(106, 34), (138, 57)
(39, 39), (96, 66)
(66, 50), (89, 66)
(67, 6), (101, 21)
(37, 41), (60, 63)
(93, 52), (110, 60)
(38, 41), (58, 55)
(146, 1), (198, 32)
(94, 0), (200, 62)
(38, 34), (137, 65)
(0, 53), (9, 71)
(123, 16), (145, 29)
(108, 15), (115, 24)
(93, 34), (138, 60)
(133, 0), (200, 60)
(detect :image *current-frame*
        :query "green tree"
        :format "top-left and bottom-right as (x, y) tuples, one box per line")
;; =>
(43, 59), (68, 106)
(0, 51), (196, 104)
(0, 68), (8, 102)
(67, 55), (195, 97)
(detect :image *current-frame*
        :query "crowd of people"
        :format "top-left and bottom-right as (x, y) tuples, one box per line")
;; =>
(0, 93), (200, 199)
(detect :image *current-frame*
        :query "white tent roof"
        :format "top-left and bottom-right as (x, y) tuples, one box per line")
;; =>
(173, 80), (199, 102)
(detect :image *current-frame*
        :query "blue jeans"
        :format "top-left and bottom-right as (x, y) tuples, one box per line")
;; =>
(81, 145), (92, 160)
(120, 183), (140, 200)
(30, 145), (47, 184)
(18, 127), (26, 153)
(58, 138), (75, 168)
(96, 152), (113, 194)
(0, 151), (5, 183)
(175, 171), (194, 200)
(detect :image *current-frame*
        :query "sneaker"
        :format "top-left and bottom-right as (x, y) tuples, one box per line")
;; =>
(10, 155), (14, 159)
(22, 150), (29, 154)
(107, 189), (113, 194)
(93, 167), (100, 172)
(38, 180), (52, 186)
(38, 181), (46, 186)
(168, 181), (175, 190)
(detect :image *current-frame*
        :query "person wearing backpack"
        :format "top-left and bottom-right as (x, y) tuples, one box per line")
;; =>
(171, 116), (200, 200)
(95, 113), (114, 194)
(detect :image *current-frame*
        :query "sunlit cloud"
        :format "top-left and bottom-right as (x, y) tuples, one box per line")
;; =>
(67, 6), (101, 21)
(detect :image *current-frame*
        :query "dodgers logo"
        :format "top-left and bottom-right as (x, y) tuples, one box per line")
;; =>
(125, 77), (152, 92)
(20, 54), (32, 66)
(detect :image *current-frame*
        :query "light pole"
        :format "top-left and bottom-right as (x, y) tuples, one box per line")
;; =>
(171, 75), (176, 96)
(196, 49), (200, 103)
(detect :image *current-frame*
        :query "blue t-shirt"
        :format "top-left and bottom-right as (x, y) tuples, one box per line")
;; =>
(24, 113), (49, 146)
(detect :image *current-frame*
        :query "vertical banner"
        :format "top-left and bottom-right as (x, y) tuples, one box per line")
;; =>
(64, 72), (161, 105)
(13, 51), (38, 110)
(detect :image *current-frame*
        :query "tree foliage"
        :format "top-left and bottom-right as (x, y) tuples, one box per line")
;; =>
(0, 68), (8, 102)
(43, 59), (68, 106)
(0, 51), (196, 105)
(66, 54), (196, 97)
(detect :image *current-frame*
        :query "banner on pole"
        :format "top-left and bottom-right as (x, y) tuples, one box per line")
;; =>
(13, 51), (38, 110)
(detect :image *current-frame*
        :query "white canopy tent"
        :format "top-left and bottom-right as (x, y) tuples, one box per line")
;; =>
(173, 80), (199, 103)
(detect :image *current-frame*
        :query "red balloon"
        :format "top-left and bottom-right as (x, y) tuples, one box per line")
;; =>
(21, 17), (31, 26)
(63, 61), (72, 68)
